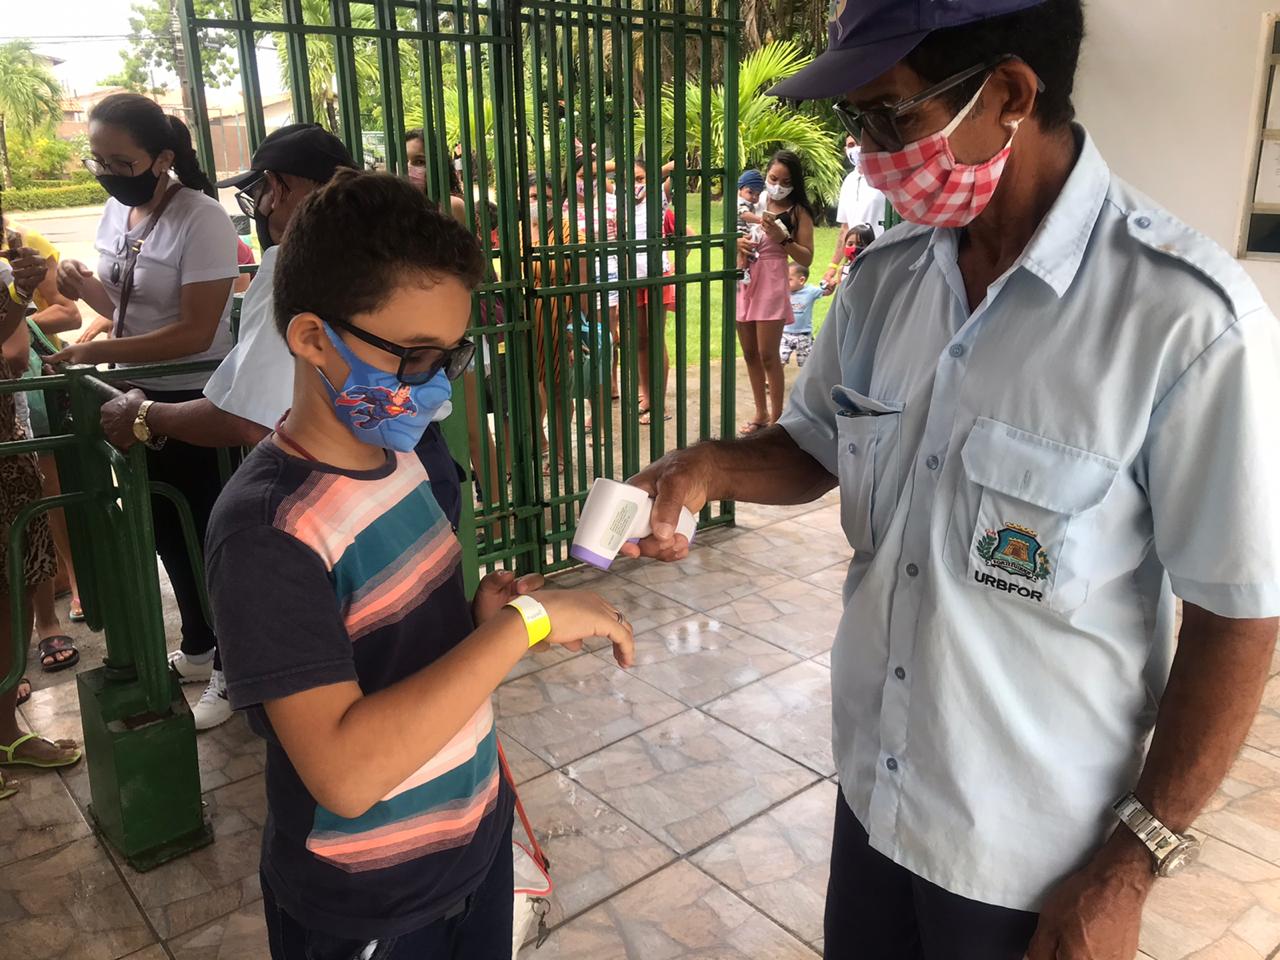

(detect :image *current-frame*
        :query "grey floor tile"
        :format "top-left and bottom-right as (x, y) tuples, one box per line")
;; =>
(705, 660), (835, 777)
(598, 614), (799, 707)
(526, 860), (819, 959)
(568, 710), (818, 854)
(496, 653), (684, 767)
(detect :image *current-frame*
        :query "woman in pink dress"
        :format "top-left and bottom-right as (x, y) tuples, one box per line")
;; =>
(735, 150), (816, 435)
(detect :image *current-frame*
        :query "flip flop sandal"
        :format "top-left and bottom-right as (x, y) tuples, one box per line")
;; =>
(0, 772), (17, 802)
(68, 600), (85, 623)
(37, 635), (80, 673)
(16, 677), (31, 707)
(738, 420), (768, 437)
(0, 732), (82, 769)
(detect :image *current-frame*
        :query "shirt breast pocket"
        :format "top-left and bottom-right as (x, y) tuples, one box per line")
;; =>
(833, 385), (904, 556)
(943, 418), (1118, 615)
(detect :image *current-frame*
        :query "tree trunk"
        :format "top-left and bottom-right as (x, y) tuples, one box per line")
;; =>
(0, 115), (11, 191)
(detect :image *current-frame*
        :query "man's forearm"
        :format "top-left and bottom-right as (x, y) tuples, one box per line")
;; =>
(148, 397), (270, 448)
(704, 425), (835, 506)
(1132, 605), (1276, 833)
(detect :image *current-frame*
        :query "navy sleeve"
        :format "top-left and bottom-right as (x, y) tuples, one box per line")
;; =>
(207, 524), (357, 710)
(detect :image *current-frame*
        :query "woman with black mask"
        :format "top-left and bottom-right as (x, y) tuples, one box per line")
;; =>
(54, 92), (239, 730)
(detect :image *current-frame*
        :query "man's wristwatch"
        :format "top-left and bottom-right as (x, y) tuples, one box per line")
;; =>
(132, 399), (166, 449)
(506, 594), (551, 648)
(1112, 793), (1201, 877)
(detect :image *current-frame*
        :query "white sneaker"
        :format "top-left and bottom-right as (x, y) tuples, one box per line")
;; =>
(168, 649), (214, 685)
(193, 670), (232, 731)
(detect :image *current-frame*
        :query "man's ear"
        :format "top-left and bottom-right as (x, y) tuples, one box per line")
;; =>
(995, 59), (1039, 130)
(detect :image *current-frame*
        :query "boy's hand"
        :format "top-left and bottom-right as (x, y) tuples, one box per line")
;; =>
(473, 570), (545, 625)
(537, 589), (635, 668)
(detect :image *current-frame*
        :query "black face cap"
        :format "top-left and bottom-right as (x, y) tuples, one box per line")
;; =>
(215, 123), (355, 189)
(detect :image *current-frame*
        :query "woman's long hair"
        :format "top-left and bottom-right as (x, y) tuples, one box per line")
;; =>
(89, 93), (216, 197)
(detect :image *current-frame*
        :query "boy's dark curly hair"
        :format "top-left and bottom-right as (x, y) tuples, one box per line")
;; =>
(273, 169), (486, 339)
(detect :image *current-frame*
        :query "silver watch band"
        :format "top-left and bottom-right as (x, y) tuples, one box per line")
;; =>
(1113, 793), (1184, 862)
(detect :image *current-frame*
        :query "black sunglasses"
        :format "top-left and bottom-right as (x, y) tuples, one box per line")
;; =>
(833, 55), (1042, 153)
(327, 316), (475, 385)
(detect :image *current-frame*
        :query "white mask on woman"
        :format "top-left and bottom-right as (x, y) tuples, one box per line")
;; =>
(765, 182), (793, 201)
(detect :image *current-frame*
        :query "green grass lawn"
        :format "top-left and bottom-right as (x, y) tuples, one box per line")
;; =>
(658, 204), (840, 362)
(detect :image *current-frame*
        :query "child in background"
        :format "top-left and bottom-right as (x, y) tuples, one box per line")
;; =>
(736, 169), (764, 284)
(782, 262), (827, 369)
(826, 222), (877, 291)
(207, 171), (634, 958)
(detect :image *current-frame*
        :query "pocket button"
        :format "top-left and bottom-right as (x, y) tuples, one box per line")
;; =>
(949, 344), (966, 359)
(905, 563), (919, 577)
(894, 666), (906, 680)
(847, 442), (857, 454)
(925, 455), (940, 470)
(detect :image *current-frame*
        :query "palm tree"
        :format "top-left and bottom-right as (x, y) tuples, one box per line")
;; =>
(0, 40), (63, 188)
(660, 40), (844, 207)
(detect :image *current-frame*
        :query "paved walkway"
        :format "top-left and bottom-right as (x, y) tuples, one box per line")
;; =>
(4, 487), (1280, 959)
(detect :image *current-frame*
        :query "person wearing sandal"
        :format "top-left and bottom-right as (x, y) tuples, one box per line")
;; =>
(0, 246), (82, 796)
(735, 150), (816, 437)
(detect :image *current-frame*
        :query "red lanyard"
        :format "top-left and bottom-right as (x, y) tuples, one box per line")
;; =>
(274, 411), (319, 462)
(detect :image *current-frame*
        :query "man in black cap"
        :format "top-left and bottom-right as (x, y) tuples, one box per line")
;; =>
(626, 1), (1280, 958)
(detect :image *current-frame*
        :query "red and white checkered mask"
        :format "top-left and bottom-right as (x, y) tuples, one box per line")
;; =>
(859, 80), (1018, 229)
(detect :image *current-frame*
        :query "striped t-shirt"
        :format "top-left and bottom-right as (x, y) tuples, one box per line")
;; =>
(207, 441), (512, 940)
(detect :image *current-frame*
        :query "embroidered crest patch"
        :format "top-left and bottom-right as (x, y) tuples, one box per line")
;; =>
(976, 523), (1052, 583)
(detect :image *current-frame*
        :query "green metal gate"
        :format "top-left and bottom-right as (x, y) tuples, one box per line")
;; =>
(177, 0), (740, 588)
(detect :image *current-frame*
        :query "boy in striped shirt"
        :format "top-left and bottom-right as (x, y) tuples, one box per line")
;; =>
(207, 171), (634, 959)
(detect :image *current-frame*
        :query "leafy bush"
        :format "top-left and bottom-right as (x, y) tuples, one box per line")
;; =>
(8, 134), (77, 188)
(3, 182), (107, 210)
(70, 168), (96, 185)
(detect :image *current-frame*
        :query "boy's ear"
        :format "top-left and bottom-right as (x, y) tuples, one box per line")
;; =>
(287, 312), (329, 367)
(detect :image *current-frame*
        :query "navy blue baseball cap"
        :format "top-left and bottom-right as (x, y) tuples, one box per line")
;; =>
(768, 0), (1048, 101)
(738, 170), (765, 190)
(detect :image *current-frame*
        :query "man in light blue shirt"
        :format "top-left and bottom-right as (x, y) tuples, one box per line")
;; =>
(628, 1), (1280, 958)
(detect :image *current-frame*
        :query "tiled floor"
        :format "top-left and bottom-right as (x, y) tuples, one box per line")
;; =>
(5, 489), (1280, 959)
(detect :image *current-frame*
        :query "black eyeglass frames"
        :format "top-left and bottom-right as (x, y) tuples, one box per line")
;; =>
(833, 55), (1041, 153)
(326, 316), (476, 385)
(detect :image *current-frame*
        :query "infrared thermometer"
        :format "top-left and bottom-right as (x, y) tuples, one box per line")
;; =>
(571, 478), (696, 570)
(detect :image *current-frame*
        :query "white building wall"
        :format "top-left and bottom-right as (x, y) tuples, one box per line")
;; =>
(1074, 1), (1280, 308)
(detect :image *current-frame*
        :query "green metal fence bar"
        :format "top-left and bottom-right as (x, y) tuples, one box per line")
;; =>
(282, 0), (315, 124)
(0, 492), (90, 697)
(330, 0), (364, 164)
(672, 0), (689, 453)
(232, 0), (267, 150)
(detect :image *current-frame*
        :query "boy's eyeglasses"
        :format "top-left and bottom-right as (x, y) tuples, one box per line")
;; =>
(326, 317), (475, 385)
(833, 55), (1041, 153)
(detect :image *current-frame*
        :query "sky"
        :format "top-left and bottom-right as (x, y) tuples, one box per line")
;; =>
(8, 0), (281, 100)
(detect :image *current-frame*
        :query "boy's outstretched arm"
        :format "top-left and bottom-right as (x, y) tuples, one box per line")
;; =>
(265, 587), (633, 819)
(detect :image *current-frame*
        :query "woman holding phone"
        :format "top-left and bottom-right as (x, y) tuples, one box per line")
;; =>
(53, 92), (239, 730)
(735, 150), (816, 435)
